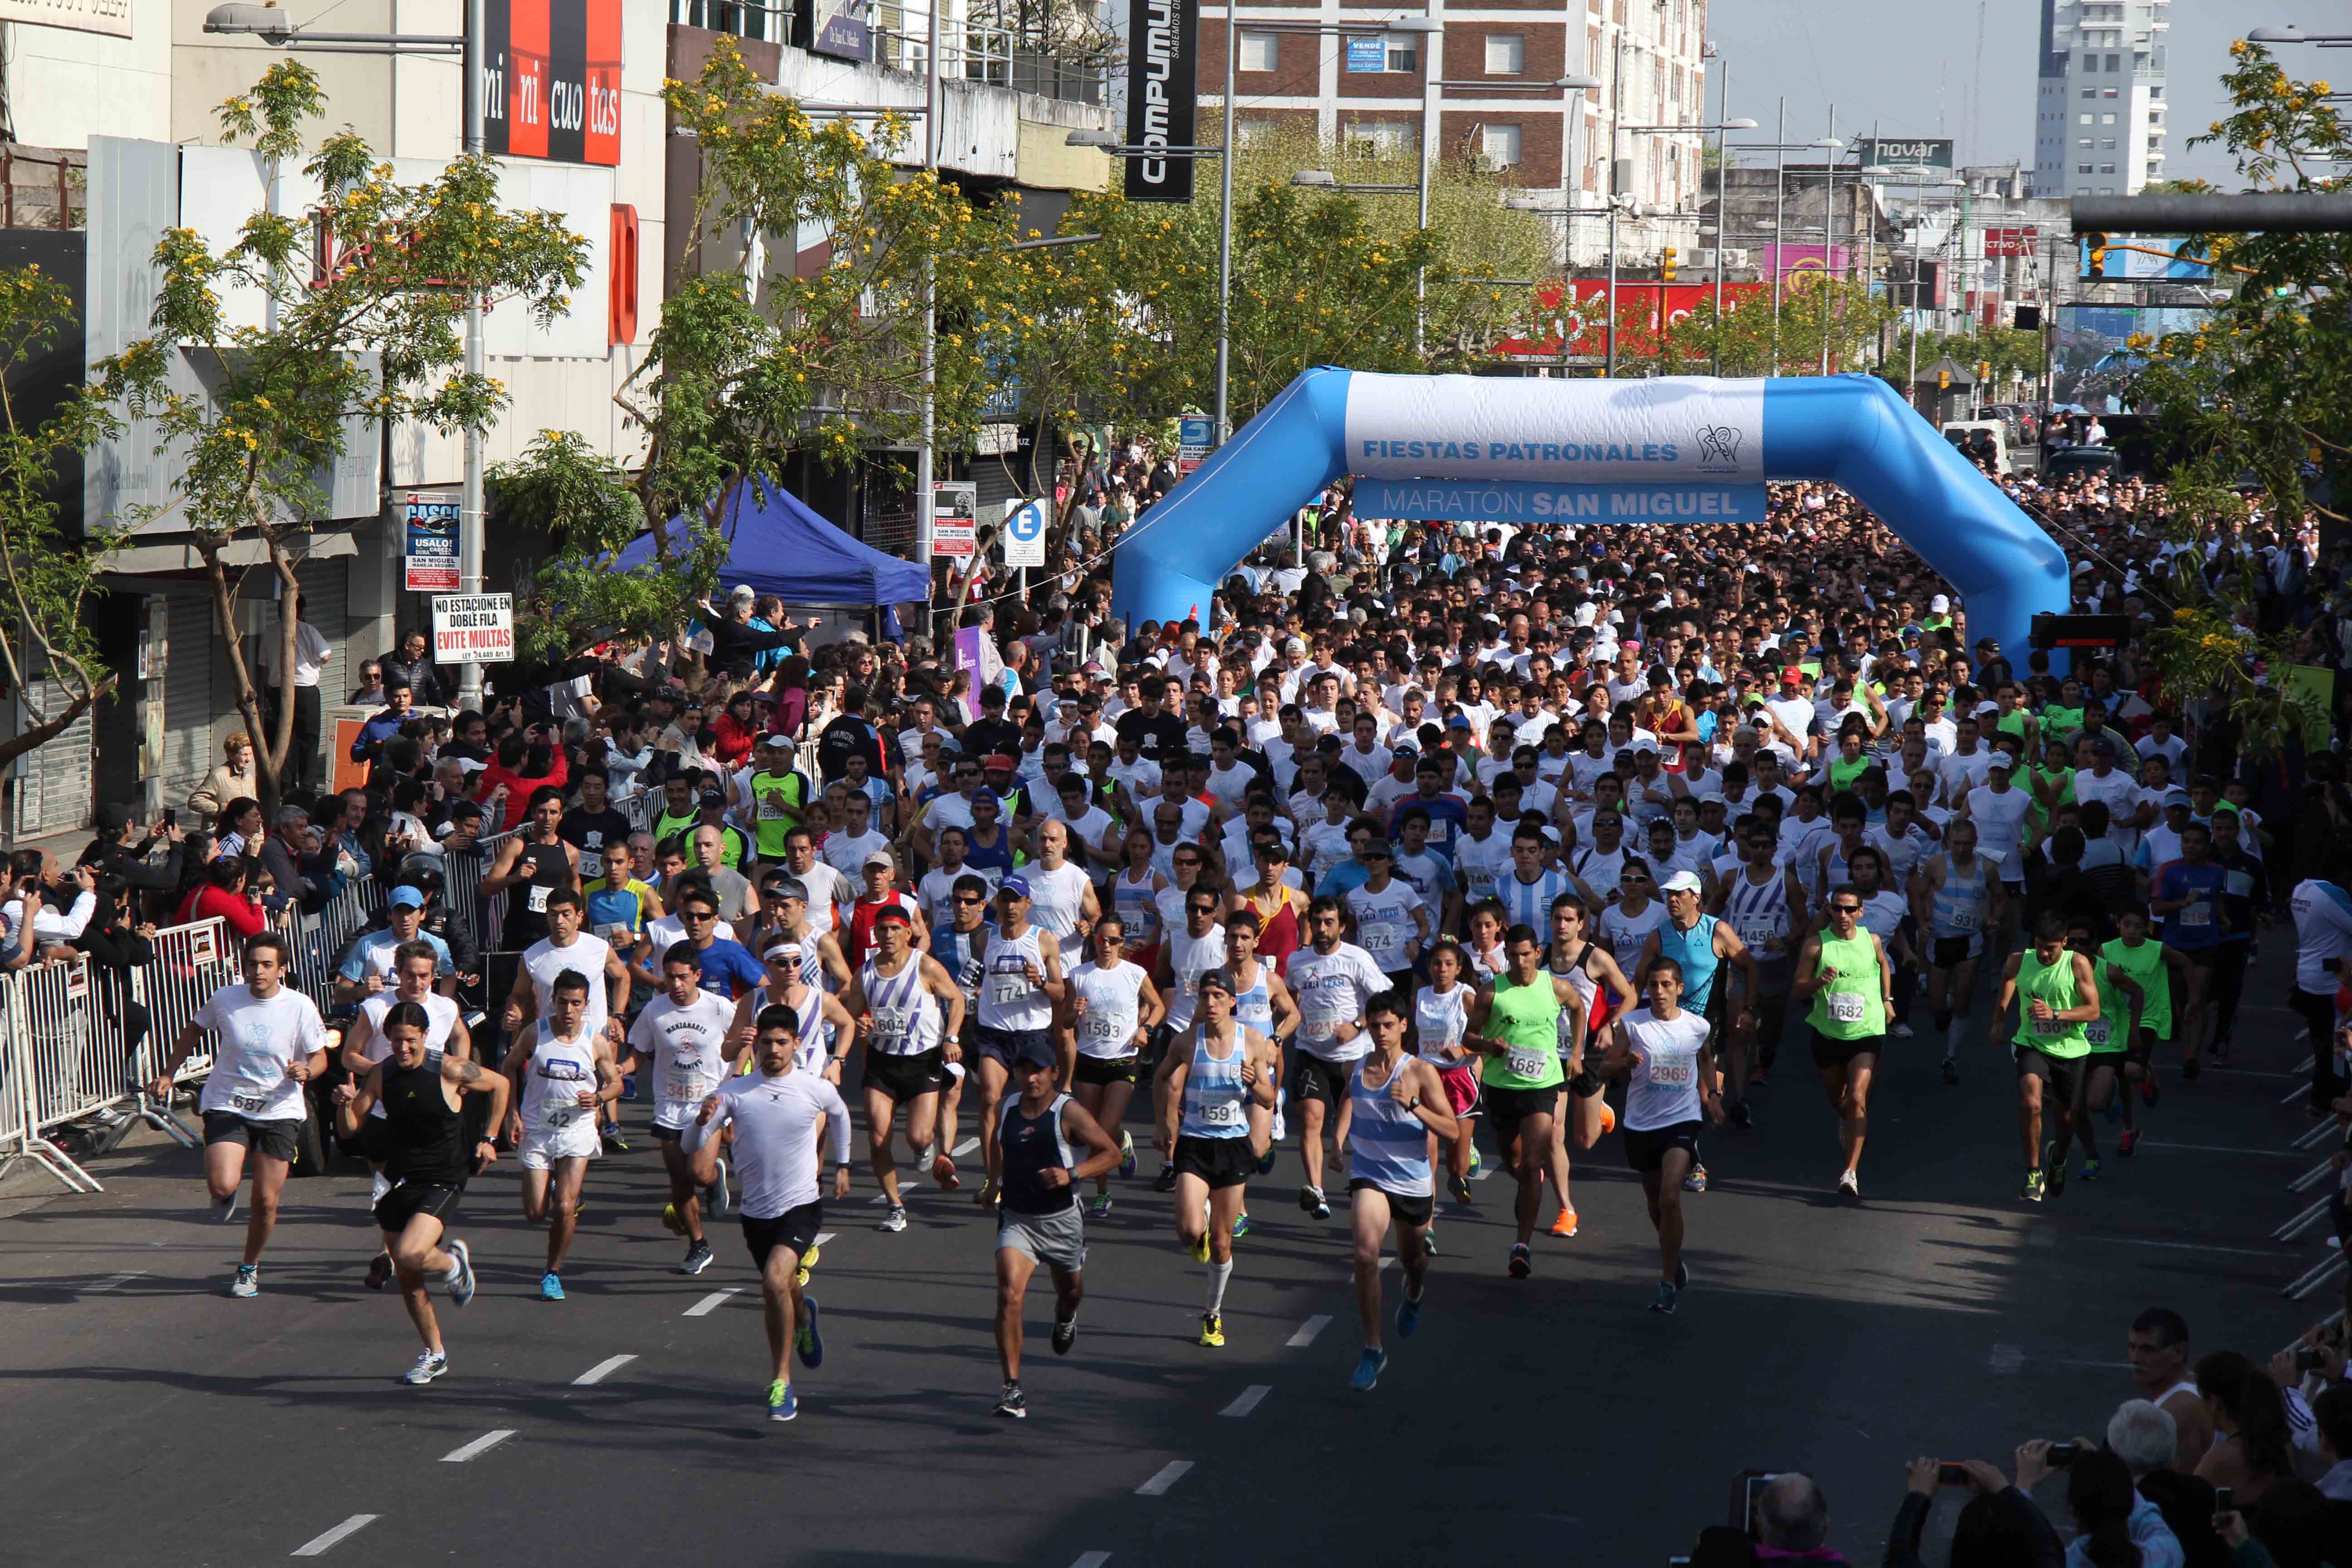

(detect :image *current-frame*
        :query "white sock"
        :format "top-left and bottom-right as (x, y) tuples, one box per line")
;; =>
(440, 1256), (462, 1282)
(1205, 1259), (1232, 1316)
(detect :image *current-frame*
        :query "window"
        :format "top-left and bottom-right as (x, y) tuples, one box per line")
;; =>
(1480, 123), (1523, 169)
(1238, 30), (1278, 71)
(1385, 32), (1419, 72)
(1485, 33), (1524, 74)
(1237, 118), (1276, 148)
(2078, 163), (2094, 174)
(2081, 88), (2097, 99)
(2079, 112), (2093, 125)
(2101, 138), (2116, 149)
(2101, 112), (2116, 125)
(2151, 85), (2164, 98)
(2078, 137), (2093, 148)
(2100, 163), (2116, 174)
(1343, 120), (1417, 157)
(2105, 53), (2120, 70)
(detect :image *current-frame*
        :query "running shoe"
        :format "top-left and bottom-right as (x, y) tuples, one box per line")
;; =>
(600, 1127), (630, 1154)
(1683, 1164), (1709, 1194)
(1940, 1056), (1960, 1086)
(2140, 1077), (2159, 1107)
(1892, 1021), (1915, 1039)
(1508, 1242), (1532, 1279)
(1302, 1185), (1331, 1220)
(1051, 1315), (1078, 1356)
(678, 1239), (714, 1276)
(1230, 1212), (1252, 1239)
(2080, 1157), (2103, 1183)
(705, 1157), (729, 1216)
(995, 1380), (1028, 1419)
(662, 1202), (685, 1236)
(1396, 1291), (1422, 1339)
(796, 1296), (823, 1368)
(1189, 1225), (1212, 1264)
(1467, 1146), (1482, 1179)
(1351, 1348), (1386, 1392)
(2043, 1143), (2068, 1199)
(1675, 1260), (1689, 1291)
(2210, 1036), (2232, 1062)
(1730, 1098), (1753, 1131)
(933, 1152), (961, 1190)
(1838, 1170), (1859, 1199)
(1153, 1163), (1178, 1193)
(767, 1379), (797, 1422)
(2020, 1167), (2045, 1203)
(1118, 1130), (1136, 1179)
(404, 1349), (449, 1385)
(1198, 1312), (1225, 1348)
(1749, 1069), (1771, 1088)
(1548, 1208), (1578, 1238)
(1447, 1171), (1474, 1205)
(1423, 1226), (1438, 1257)
(2180, 1055), (2202, 1083)
(1650, 1281), (1678, 1315)
(796, 1241), (821, 1289)
(445, 1238), (475, 1306)
(1598, 1102), (1617, 1135)
(879, 1205), (909, 1234)
(1087, 1193), (1112, 1219)
(213, 1191), (239, 1225)
(364, 1252), (392, 1292)
(2118, 1127), (2140, 1158)
(230, 1263), (258, 1298)
(1255, 1147), (1277, 1175)
(540, 1271), (565, 1301)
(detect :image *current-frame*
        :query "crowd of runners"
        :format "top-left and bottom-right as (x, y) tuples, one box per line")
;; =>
(147, 451), (2352, 1422)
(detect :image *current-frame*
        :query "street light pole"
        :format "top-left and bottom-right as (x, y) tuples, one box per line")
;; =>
(1213, 0), (1237, 442)
(917, 4), (939, 608)
(1818, 103), (1835, 377)
(1604, 31), (1622, 378)
(1770, 94), (1784, 372)
(456, 0), (487, 712)
(1712, 59), (1728, 375)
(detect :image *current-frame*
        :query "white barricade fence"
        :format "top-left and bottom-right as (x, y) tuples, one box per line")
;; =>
(130, 916), (240, 1094)
(5, 955), (104, 1191)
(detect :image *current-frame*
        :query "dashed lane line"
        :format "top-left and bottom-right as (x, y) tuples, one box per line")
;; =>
(441, 1430), (516, 1463)
(1220, 1385), (1271, 1418)
(1285, 1314), (1332, 1348)
(1134, 1461), (1194, 1497)
(290, 1515), (377, 1557)
(684, 1289), (740, 1317)
(573, 1355), (636, 1386)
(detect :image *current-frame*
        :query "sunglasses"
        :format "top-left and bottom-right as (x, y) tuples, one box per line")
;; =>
(1188, 901), (1220, 914)
(1831, 903), (1863, 915)
(953, 893), (985, 905)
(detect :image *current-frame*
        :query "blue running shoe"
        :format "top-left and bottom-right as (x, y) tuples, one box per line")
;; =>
(1396, 1292), (1422, 1339)
(767, 1379), (796, 1422)
(796, 1296), (823, 1368)
(444, 1239), (475, 1308)
(540, 1271), (564, 1301)
(1351, 1348), (1386, 1392)
(1118, 1130), (1136, 1179)
(1230, 1212), (1252, 1239)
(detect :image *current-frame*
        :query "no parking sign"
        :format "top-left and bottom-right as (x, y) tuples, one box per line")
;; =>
(1003, 497), (1049, 568)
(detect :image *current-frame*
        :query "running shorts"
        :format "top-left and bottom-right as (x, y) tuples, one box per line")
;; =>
(865, 1046), (946, 1103)
(202, 1109), (303, 1165)
(1071, 1053), (1140, 1088)
(2014, 1046), (2085, 1105)
(1482, 1083), (1557, 1146)
(1810, 1028), (1884, 1066)
(997, 1203), (1087, 1272)
(373, 1177), (464, 1232)
(1437, 1062), (1481, 1117)
(1621, 1119), (1703, 1174)
(1348, 1177), (1433, 1228)
(1285, 1051), (1353, 1108)
(741, 1201), (824, 1267)
(1173, 1134), (1255, 1190)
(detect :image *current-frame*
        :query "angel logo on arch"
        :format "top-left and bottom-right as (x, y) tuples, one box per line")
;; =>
(1694, 423), (1744, 471)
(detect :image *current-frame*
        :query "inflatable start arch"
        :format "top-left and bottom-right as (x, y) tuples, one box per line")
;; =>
(1110, 369), (2069, 666)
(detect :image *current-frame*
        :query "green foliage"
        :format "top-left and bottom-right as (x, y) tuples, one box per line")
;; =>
(0, 264), (120, 753)
(1656, 274), (1892, 376)
(2145, 603), (2326, 758)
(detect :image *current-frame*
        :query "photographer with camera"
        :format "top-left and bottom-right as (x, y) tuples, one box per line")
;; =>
(1885, 1454), (2063, 1568)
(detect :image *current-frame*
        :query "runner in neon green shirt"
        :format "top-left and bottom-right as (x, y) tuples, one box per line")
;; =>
(1464, 928), (1582, 1280)
(1999, 911), (2103, 1203)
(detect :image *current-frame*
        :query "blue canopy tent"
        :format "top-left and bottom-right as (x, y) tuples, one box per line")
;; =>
(614, 478), (929, 608)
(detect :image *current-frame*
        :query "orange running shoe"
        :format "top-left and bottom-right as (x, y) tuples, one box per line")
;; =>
(1598, 1102), (1617, 1135)
(1548, 1208), (1579, 1238)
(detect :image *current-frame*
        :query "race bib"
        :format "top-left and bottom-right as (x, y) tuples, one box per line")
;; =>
(1087, 1012), (1126, 1045)
(1948, 908), (1981, 932)
(1506, 1045), (1551, 1080)
(2179, 902), (2212, 927)
(663, 1066), (705, 1101)
(2083, 1019), (2113, 1047)
(1201, 1098), (1245, 1127)
(527, 884), (551, 914)
(544, 1103), (580, 1127)
(1648, 1051), (1694, 1087)
(1361, 920), (1401, 954)
(2031, 1013), (2069, 1036)
(2226, 871), (2254, 897)
(231, 1091), (271, 1115)
(989, 975), (1030, 1005)
(1302, 991), (1343, 1031)
(759, 795), (787, 818)
(870, 1006), (911, 1052)
(1827, 991), (1867, 1025)
(1735, 916), (1779, 949)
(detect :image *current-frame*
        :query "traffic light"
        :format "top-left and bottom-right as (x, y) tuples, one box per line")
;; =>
(1661, 246), (1678, 283)
(2082, 231), (2111, 279)
(1977, 360), (1991, 382)
(1938, 368), (1952, 390)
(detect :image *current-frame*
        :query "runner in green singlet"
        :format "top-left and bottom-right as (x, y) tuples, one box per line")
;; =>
(1997, 911), (2103, 1203)
(1462, 925), (1580, 1281)
(2096, 906), (2190, 1160)
(2065, 916), (2146, 1184)
(1794, 884), (1892, 1200)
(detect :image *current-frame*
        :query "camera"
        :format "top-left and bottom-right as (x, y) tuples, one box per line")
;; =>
(1937, 1462), (1971, 1486)
(2298, 1346), (2330, 1375)
(2048, 1442), (2081, 1467)
(2215, 1486), (2235, 1515)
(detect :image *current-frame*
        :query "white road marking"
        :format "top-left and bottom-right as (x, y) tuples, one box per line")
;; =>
(1989, 1344), (2128, 1372)
(1135, 1460), (1194, 1496)
(2091, 1236), (2282, 1258)
(1286, 1314), (1332, 1348)
(573, 1354), (636, 1386)
(1220, 1385), (1272, 1418)
(87, 1271), (146, 1293)
(684, 1289), (740, 1317)
(1987, 1344), (2026, 1373)
(2138, 1142), (2305, 1157)
(953, 1137), (980, 1157)
(814, 1232), (836, 1248)
(441, 1429), (516, 1463)
(1071, 1554), (1112, 1568)
(1470, 1163), (1499, 1181)
(290, 1514), (377, 1556)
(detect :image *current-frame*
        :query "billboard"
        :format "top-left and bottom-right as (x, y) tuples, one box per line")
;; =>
(1857, 137), (1954, 171)
(481, 0), (622, 167)
(1492, 279), (1769, 360)
(1124, 0), (1199, 202)
(1984, 226), (2041, 258)
(811, 0), (871, 61)
(0, 0), (130, 38)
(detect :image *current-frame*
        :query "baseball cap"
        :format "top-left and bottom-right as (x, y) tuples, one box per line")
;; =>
(1661, 871), (1705, 894)
(1780, 668), (1804, 687)
(862, 848), (895, 871)
(769, 878), (808, 904)
(1985, 752), (2016, 771)
(698, 788), (726, 808)
(388, 885), (426, 910)
(998, 873), (1033, 900)
(1930, 593), (1951, 612)
(759, 731), (791, 748)
(1446, 714), (1472, 730)
(1013, 1035), (1059, 1069)
(1195, 966), (1237, 997)
(983, 753), (1017, 771)
(2163, 788), (2192, 807)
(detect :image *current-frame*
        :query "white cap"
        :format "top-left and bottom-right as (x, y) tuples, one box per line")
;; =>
(1929, 593), (1951, 613)
(1660, 870), (1705, 894)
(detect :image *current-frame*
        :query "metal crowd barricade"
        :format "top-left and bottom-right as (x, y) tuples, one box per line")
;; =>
(5, 956), (105, 1192)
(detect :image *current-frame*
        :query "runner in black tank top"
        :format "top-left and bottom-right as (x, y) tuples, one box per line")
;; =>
(503, 838), (572, 951)
(336, 1003), (511, 1386)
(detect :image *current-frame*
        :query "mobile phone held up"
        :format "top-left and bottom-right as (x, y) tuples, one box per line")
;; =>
(1937, 1463), (1971, 1486)
(2048, 1442), (2082, 1467)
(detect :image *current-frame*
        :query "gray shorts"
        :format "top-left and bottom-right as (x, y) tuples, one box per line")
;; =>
(996, 1203), (1087, 1274)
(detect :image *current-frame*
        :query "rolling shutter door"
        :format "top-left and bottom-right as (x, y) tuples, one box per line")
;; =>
(15, 675), (94, 836)
(160, 593), (218, 811)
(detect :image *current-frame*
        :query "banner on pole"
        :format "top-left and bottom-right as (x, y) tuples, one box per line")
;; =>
(1123, 0), (1199, 202)
(402, 491), (461, 592)
(431, 594), (514, 665)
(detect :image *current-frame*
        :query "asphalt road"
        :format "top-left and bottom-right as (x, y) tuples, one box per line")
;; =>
(1, 941), (2336, 1566)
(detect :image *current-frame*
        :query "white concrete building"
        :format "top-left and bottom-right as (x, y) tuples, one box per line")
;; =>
(2030, 0), (2170, 199)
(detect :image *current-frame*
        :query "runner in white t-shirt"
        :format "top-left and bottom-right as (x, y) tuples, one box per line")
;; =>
(1594, 959), (1721, 1316)
(627, 945), (741, 1277)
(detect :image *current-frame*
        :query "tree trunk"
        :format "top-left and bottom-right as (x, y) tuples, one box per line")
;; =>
(197, 537), (283, 820)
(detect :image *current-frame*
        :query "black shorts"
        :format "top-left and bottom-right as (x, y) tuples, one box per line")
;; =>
(741, 1201), (825, 1268)
(373, 1177), (464, 1233)
(652, 1122), (686, 1144)
(2015, 1047), (2086, 1106)
(1483, 1082), (1560, 1146)
(1287, 1052), (1353, 1108)
(1810, 1029), (1883, 1067)
(1931, 935), (1980, 969)
(866, 1046), (946, 1104)
(1348, 1178), (1433, 1228)
(1622, 1119), (1703, 1174)
(342, 1115), (391, 1165)
(1072, 1053), (1140, 1088)
(972, 1024), (1048, 1072)
(1173, 1135), (1255, 1190)
(202, 1109), (303, 1165)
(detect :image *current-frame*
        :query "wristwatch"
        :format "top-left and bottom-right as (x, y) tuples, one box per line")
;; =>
(1406, 1093), (1422, 1112)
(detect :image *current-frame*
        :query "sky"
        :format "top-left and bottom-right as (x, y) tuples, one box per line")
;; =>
(1705, 0), (2298, 187)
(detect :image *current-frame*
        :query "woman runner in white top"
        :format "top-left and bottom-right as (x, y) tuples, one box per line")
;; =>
(730, 940), (855, 1083)
(1599, 860), (1667, 979)
(1413, 943), (1482, 1203)
(1594, 956), (1722, 1315)
(1061, 913), (1166, 1216)
(1110, 828), (1170, 964)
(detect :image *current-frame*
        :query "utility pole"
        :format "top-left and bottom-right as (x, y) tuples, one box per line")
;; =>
(1711, 59), (1729, 375)
(1604, 28), (1624, 378)
(456, 0), (487, 713)
(1770, 95), (1785, 372)
(1818, 103), (1835, 376)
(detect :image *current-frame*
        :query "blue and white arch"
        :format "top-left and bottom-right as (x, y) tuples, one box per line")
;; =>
(1110, 369), (2068, 666)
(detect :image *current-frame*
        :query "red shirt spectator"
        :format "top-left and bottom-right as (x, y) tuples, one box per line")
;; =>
(707, 694), (760, 769)
(475, 731), (570, 833)
(179, 875), (268, 937)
